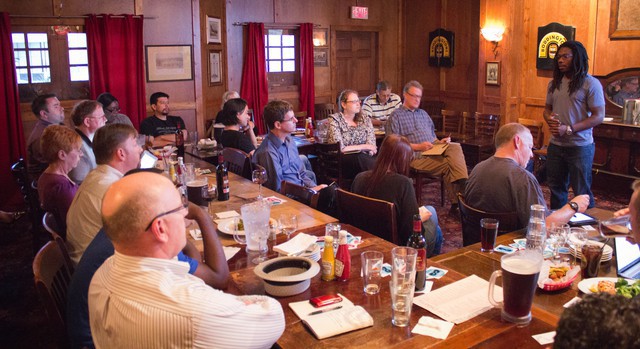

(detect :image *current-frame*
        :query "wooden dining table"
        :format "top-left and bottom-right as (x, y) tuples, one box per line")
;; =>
(183, 152), (618, 347)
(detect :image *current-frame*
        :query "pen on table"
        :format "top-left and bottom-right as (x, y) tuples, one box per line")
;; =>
(308, 306), (343, 316)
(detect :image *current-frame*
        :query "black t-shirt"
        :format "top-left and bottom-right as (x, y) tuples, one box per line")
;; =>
(220, 129), (255, 154)
(140, 115), (185, 137)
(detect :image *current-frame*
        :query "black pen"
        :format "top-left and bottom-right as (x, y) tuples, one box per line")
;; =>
(308, 306), (342, 316)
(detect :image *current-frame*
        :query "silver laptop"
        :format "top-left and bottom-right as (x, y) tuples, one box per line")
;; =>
(615, 237), (640, 280)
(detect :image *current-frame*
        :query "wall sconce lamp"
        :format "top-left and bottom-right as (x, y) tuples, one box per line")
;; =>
(481, 27), (504, 59)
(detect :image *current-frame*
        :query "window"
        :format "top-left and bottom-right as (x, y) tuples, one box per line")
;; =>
(12, 33), (51, 84)
(264, 29), (298, 90)
(12, 28), (89, 101)
(67, 33), (88, 81)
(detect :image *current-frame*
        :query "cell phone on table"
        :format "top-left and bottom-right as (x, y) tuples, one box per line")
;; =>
(309, 294), (342, 308)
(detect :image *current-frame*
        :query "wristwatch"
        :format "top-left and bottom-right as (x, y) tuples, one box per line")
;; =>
(565, 125), (573, 136)
(569, 201), (579, 212)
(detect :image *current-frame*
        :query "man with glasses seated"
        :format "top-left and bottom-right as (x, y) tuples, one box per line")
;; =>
(66, 123), (143, 265)
(253, 100), (326, 193)
(89, 172), (284, 348)
(97, 92), (133, 126)
(68, 100), (106, 184)
(386, 80), (468, 211)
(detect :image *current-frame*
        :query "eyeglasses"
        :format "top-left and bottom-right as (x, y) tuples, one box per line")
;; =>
(556, 54), (573, 60)
(280, 117), (297, 123)
(105, 106), (121, 113)
(144, 194), (189, 231)
(345, 99), (361, 104)
(405, 91), (422, 99)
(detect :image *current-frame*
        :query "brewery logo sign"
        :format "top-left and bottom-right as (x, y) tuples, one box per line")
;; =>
(429, 28), (454, 67)
(537, 22), (575, 70)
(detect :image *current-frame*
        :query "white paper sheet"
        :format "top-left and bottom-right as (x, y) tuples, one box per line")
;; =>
(413, 274), (502, 324)
(411, 316), (455, 339)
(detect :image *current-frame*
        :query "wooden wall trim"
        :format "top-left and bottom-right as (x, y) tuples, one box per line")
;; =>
(191, 0), (204, 136)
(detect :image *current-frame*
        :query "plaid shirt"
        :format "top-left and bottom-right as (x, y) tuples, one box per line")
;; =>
(386, 106), (437, 145)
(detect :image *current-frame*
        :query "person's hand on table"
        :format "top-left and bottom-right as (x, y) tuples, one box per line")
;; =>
(614, 207), (630, 217)
(417, 141), (433, 151)
(362, 144), (377, 155)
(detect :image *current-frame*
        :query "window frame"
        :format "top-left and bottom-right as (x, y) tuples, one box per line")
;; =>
(264, 28), (299, 91)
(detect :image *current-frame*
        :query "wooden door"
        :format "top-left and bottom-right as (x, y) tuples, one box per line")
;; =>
(335, 31), (378, 99)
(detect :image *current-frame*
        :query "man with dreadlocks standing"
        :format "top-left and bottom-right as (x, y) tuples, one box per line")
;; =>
(543, 41), (605, 210)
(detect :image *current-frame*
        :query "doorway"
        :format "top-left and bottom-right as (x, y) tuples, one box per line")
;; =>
(334, 30), (378, 100)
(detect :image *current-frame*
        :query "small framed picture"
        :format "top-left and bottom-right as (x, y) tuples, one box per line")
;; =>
(486, 61), (500, 86)
(145, 45), (193, 82)
(206, 16), (222, 44)
(314, 48), (328, 67)
(208, 50), (223, 86)
(313, 28), (328, 47)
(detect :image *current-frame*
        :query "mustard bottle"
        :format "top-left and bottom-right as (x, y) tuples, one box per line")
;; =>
(321, 236), (335, 281)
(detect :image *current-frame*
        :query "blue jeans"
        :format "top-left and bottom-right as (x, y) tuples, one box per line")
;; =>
(423, 205), (443, 257)
(546, 143), (595, 209)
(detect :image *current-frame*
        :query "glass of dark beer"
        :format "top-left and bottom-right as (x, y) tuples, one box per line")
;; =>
(480, 218), (499, 252)
(580, 244), (603, 278)
(488, 249), (543, 326)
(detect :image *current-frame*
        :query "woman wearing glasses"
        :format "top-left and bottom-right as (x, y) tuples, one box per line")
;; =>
(326, 89), (377, 180)
(97, 92), (133, 127)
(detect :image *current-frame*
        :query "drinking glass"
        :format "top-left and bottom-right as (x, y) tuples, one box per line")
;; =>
(548, 224), (569, 260)
(250, 227), (269, 264)
(390, 280), (415, 327)
(325, 222), (341, 251)
(480, 218), (499, 252)
(252, 168), (267, 200)
(279, 213), (298, 239)
(599, 214), (631, 237)
(567, 227), (588, 264)
(201, 183), (216, 213)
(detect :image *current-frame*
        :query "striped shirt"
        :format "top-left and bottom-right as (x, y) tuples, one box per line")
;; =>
(89, 252), (285, 349)
(361, 93), (402, 120)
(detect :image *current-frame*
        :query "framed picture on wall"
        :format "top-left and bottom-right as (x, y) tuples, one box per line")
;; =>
(313, 28), (328, 47)
(314, 48), (328, 67)
(209, 50), (223, 86)
(145, 45), (193, 82)
(486, 61), (500, 86)
(207, 16), (222, 44)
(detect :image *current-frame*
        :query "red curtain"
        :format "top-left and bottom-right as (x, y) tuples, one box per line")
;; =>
(0, 12), (26, 208)
(299, 23), (315, 120)
(240, 23), (269, 135)
(86, 14), (146, 129)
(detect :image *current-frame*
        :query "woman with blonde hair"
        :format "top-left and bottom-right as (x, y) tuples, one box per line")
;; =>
(37, 125), (83, 235)
(352, 134), (443, 256)
(326, 89), (377, 179)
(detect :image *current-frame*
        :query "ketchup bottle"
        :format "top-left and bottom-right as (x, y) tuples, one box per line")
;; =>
(335, 230), (351, 281)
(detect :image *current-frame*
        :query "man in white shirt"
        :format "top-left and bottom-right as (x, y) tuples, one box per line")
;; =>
(361, 80), (402, 126)
(66, 123), (142, 264)
(89, 172), (285, 348)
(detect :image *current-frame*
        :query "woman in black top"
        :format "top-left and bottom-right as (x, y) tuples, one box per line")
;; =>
(217, 98), (258, 155)
(352, 134), (443, 256)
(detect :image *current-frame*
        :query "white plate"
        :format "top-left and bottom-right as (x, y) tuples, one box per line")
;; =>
(217, 219), (244, 236)
(577, 277), (634, 294)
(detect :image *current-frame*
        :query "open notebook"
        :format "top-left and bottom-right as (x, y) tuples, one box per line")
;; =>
(289, 294), (374, 339)
(421, 143), (449, 156)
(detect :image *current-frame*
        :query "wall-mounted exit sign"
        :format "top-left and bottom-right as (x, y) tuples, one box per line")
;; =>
(350, 6), (369, 20)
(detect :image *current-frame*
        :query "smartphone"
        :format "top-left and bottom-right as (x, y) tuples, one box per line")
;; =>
(309, 294), (342, 308)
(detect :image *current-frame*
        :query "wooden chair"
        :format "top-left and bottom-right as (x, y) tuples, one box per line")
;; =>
(315, 142), (349, 189)
(33, 240), (74, 346)
(11, 158), (45, 253)
(458, 113), (499, 168)
(410, 169), (446, 207)
(314, 103), (336, 121)
(336, 188), (398, 245)
(42, 212), (75, 274)
(459, 112), (476, 141)
(421, 100), (446, 131)
(279, 180), (319, 208)
(438, 109), (463, 140)
(222, 147), (253, 180)
(518, 118), (547, 174)
(457, 193), (519, 247)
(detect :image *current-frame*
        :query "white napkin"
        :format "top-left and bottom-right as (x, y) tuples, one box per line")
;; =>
(532, 331), (556, 345)
(223, 246), (241, 261)
(216, 210), (240, 219)
(411, 316), (454, 339)
(273, 233), (318, 255)
(189, 228), (202, 240)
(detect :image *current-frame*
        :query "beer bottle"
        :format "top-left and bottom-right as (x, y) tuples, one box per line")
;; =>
(407, 214), (426, 291)
(216, 149), (229, 201)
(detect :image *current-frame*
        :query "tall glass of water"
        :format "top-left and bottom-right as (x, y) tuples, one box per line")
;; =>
(526, 204), (546, 251)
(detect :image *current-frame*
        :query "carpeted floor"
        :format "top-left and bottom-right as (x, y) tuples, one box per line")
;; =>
(0, 182), (632, 348)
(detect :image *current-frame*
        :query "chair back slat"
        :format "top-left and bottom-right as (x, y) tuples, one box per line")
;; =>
(315, 142), (347, 188)
(314, 103), (336, 121)
(222, 147), (253, 180)
(518, 118), (545, 150)
(279, 180), (319, 208)
(457, 193), (519, 246)
(474, 112), (500, 140)
(440, 109), (463, 135)
(336, 189), (398, 245)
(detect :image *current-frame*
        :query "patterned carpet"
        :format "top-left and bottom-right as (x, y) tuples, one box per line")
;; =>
(420, 181), (632, 255)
